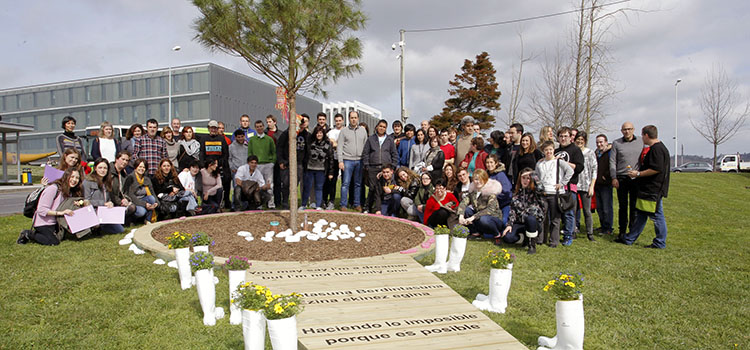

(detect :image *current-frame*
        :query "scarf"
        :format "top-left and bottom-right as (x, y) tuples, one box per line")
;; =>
(424, 146), (441, 166)
(135, 173), (152, 197)
(63, 131), (77, 139)
(179, 139), (201, 157)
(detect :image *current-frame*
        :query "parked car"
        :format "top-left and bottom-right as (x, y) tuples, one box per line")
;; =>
(671, 162), (713, 173)
(719, 154), (750, 172)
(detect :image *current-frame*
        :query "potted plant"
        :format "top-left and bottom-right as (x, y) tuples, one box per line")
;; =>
(191, 232), (214, 252)
(425, 225), (450, 273)
(264, 293), (304, 350)
(167, 231), (193, 290)
(224, 256), (252, 325)
(190, 251), (224, 326)
(538, 272), (585, 350)
(233, 282), (271, 350)
(446, 225), (470, 272)
(472, 248), (515, 313)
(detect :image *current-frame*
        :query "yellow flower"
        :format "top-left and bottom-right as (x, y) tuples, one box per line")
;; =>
(492, 260), (498, 264)
(274, 304), (284, 314)
(543, 285), (550, 292)
(504, 253), (510, 260)
(547, 280), (555, 285)
(560, 274), (569, 280)
(288, 302), (296, 307)
(565, 282), (576, 288)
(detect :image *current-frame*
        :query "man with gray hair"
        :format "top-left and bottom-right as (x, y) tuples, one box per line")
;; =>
(454, 115), (475, 165)
(610, 121), (642, 240)
(337, 111), (368, 211)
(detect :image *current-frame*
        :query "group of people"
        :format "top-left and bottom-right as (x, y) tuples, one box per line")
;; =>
(19, 111), (670, 253)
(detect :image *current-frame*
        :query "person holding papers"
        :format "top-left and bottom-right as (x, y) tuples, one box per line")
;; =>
(18, 168), (84, 245)
(82, 158), (125, 234)
(123, 159), (159, 224)
(151, 158), (194, 219)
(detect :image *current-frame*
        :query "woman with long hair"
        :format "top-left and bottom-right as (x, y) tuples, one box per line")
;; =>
(483, 130), (508, 159)
(514, 132), (544, 180)
(485, 154), (513, 224)
(122, 123), (145, 173)
(82, 158), (124, 234)
(409, 128), (429, 173)
(41, 148), (82, 186)
(161, 126), (180, 169)
(443, 163), (458, 192)
(18, 167), (85, 245)
(395, 166), (420, 218)
(575, 131), (597, 241)
(406, 172), (433, 222)
(457, 169), (504, 239)
(90, 121), (120, 163)
(123, 159), (158, 224)
(200, 158), (224, 210)
(152, 158), (195, 217)
(302, 125), (335, 210)
(177, 126), (201, 171)
(459, 137), (488, 177)
(538, 126), (559, 149)
(422, 136), (445, 182)
(499, 167), (546, 254)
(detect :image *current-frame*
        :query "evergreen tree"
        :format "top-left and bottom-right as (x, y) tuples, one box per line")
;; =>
(431, 52), (501, 130)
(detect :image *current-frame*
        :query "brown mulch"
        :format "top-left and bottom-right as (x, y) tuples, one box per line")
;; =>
(151, 212), (426, 262)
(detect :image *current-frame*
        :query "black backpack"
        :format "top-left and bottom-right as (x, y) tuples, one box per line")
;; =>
(23, 187), (46, 218)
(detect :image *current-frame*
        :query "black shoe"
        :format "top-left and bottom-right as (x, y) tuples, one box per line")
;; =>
(587, 234), (596, 242)
(614, 237), (627, 244)
(644, 243), (663, 249)
(17, 230), (31, 244)
(527, 240), (537, 254)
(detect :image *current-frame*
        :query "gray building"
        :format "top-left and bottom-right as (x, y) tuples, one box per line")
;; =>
(0, 63), (322, 155)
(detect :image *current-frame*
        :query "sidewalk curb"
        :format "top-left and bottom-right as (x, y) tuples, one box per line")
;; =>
(0, 185), (42, 193)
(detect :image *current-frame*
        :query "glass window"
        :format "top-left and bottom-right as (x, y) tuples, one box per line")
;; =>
(159, 76), (167, 94)
(118, 82), (125, 99)
(134, 105), (145, 123)
(101, 84), (107, 100)
(68, 88), (74, 104)
(33, 92), (38, 107)
(86, 111), (92, 126)
(188, 100), (194, 117)
(146, 104), (153, 119)
(145, 78), (152, 96)
(173, 74), (180, 93)
(85, 86), (91, 102)
(132, 80), (138, 97)
(118, 107), (125, 124)
(51, 91), (56, 106)
(1, 96), (5, 111)
(159, 103), (167, 121)
(21, 138), (44, 153)
(187, 73), (194, 91)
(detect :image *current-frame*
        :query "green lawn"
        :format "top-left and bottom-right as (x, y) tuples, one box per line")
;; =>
(1, 173), (748, 349)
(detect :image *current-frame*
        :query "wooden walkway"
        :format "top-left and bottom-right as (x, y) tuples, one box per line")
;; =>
(248, 254), (528, 350)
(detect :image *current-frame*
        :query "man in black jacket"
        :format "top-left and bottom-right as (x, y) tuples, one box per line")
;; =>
(361, 119), (398, 213)
(555, 126), (584, 246)
(594, 134), (614, 235)
(200, 120), (231, 209)
(276, 114), (309, 209)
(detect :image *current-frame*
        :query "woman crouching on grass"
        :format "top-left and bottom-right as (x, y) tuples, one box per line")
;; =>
(423, 178), (458, 228)
(124, 159), (159, 224)
(499, 168), (546, 254)
(82, 158), (125, 235)
(457, 169), (504, 239)
(18, 168), (84, 245)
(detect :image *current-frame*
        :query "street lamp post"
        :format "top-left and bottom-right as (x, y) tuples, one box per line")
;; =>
(674, 79), (682, 167)
(168, 46), (181, 122)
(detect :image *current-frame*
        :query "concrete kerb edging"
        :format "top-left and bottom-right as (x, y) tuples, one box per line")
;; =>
(132, 210), (436, 264)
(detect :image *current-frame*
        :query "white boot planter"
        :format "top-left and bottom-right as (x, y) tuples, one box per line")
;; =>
(224, 256), (252, 325)
(425, 225), (450, 273)
(538, 273), (585, 350)
(191, 251), (225, 326)
(473, 249), (515, 313)
(446, 225), (470, 272)
(233, 282), (272, 350)
(166, 231), (193, 290)
(264, 293), (304, 350)
(191, 232), (213, 253)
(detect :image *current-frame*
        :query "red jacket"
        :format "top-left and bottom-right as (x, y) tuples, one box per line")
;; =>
(461, 150), (488, 175)
(424, 192), (458, 225)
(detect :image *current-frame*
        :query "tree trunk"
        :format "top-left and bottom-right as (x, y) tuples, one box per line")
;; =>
(288, 95), (298, 230)
(572, 0), (586, 127)
(713, 143), (717, 172)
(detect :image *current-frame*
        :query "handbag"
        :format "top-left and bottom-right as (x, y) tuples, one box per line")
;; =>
(635, 198), (657, 213)
(556, 159), (576, 212)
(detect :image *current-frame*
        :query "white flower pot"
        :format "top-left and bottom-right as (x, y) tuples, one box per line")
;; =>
(538, 296), (584, 350)
(228, 270), (246, 325)
(242, 309), (266, 350)
(267, 315), (298, 350)
(472, 264), (513, 313)
(193, 245), (209, 253)
(425, 234), (449, 273)
(174, 247), (192, 290)
(446, 236), (467, 272)
(195, 269), (225, 326)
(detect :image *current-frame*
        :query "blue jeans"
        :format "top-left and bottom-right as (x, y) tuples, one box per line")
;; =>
(134, 195), (156, 220)
(180, 191), (198, 211)
(339, 160), (362, 208)
(380, 193), (402, 217)
(624, 198), (667, 248)
(503, 215), (539, 244)
(594, 185), (614, 233)
(562, 207), (575, 241)
(465, 207), (504, 238)
(302, 170), (326, 208)
(100, 223), (125, 234)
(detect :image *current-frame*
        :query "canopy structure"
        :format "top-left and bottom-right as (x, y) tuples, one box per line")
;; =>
(0, 121), (35, 184)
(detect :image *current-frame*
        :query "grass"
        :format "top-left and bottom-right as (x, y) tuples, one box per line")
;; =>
(1, 173), (749, 349)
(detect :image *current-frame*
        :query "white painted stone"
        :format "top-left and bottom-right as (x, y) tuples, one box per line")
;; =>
(153, 259), (166, 265)
(167, 260), (178, 269)
(285, 235), (301, 243)
(315, 219), (328, 226)
(245, 236), (254, 241)
(355, 237), (362, 242)
(133, 246), (145, 255)
(265, 231), (275, 237)
(128, 243), (136, 251)
(118, 238), (132, 246)
(359, 233), (366, 237)
(307, 234), (320, 241)
(297, 230), (310, 237)
(124, 231), (135, 239)
(237, 231), (252, 237)
(329, 222), (337, 228)
(355, 226), (362, 231)
(261, 237), (273, 242)
(327, 235), (339, 241)
(332, 229), (341, 236)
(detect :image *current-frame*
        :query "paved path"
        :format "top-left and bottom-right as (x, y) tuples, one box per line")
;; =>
(0, 186), (38, 216)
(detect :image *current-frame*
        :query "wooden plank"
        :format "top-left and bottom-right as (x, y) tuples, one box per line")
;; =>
(248, 254), (527, 349)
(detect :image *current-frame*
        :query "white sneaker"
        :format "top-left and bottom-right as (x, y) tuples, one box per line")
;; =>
(325, 202), (334, 210)
(315, 207), (323, 211)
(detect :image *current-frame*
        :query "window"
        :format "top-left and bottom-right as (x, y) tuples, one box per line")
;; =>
(145, 78), (152, 96)
(85, 87), (91, 102)
(33, 92), (38, 107)
(101, 84), (106, 100)
(51, 91), (56, 106)
(187, 100), (194, 117)
(159, 76), (167, 94)
(132, 81), (138, 97)
(86, 111), (92, 126)
(118, 107), (125, 124)
(68, 88), (74, 104)
(187, 73), (194, 91)
(1, 96), (5, 111)
(173, 74), (180, 93)
(159, 103), (166, 121)
(118, 82), (125, 99)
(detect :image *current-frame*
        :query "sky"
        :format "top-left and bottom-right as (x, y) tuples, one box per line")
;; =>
(2, 0), (749, 157)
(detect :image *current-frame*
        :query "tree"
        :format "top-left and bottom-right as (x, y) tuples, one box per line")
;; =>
(431, 52), (501, 131)
(503, 30), (535, 129)
(528, 46), (574, 132)
(193, 0), (366, 229)
(691, 65), (749, 171)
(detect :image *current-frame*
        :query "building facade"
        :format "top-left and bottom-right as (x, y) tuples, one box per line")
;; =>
(322, 100), (382, 131)
(0, 63), (322, 155)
